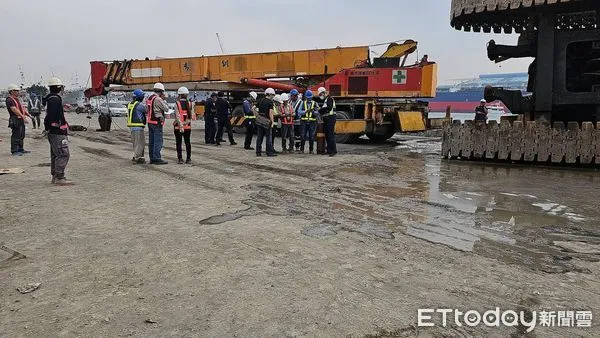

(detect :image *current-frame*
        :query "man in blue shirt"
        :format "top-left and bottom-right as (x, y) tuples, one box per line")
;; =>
(127, 89), (147, 164)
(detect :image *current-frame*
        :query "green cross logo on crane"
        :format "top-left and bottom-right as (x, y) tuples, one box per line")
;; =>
(392, 70), (407, 84)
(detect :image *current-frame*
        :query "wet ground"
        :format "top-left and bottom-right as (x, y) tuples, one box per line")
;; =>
(1, 113), (599, 337)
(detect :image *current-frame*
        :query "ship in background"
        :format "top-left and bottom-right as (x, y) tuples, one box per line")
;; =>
(427, 72), (529, 113)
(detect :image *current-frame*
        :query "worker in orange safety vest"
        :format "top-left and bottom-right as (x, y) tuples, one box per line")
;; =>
(174, 86), (196, 164)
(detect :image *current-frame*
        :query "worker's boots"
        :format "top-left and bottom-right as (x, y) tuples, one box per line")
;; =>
(53, 177), (74, 186)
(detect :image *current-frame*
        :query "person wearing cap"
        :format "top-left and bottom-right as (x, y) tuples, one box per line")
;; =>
(243, 91), (258, 150)
(43, 77), (73, 185)
(27, 93), (42, 129)
(127, 89), (147, 164)
(475, 99), (488, 122)
(146, 82), (170, 165)
(204, 93), (218, 144)
(317, 86), (337, 157)
(6, 84), (32, 155)
(215, 92), (236, 146)
(174, 86), (195, 164)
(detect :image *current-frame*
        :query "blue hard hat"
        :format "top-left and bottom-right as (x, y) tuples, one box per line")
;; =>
(133, 89), (144, 99)
(305, 90), (313, 99)
(290, 89), (299, 96)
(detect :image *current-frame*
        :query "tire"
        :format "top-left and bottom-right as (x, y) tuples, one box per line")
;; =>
(335, 110), (361, 144)
(366, 129), (396, 143)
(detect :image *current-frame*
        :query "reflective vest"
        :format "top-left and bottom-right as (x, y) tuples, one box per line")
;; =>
(273, 104), (280, 117)
(323, 96), (336, 116)
(146, 94), (162, 125)
(291, 99), (302, 113)
(243, 99), (256, 119)
(127, 101), (145, 128)
(281, 102), (294, 125)
(175, 99), (193, 130)
(301, 101), (317, 122)
(29, 98), (40, 113)
(9, 97), (24, 119)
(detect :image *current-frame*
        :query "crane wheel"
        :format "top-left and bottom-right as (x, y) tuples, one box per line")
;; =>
(335, 111), (361, 144)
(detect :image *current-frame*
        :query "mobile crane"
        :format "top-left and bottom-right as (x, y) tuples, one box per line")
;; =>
(85, 40), (437, 143)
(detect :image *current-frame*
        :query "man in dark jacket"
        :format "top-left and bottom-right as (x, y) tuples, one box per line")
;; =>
(43, 77), (73, 185)
(215, 92), (236, 146)
(204, 93), (217, 144)
(317, 87), (337, 157)
(475, 99), (489, 122)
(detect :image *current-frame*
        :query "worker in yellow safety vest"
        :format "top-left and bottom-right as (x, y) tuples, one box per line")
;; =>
(127, 89), (147, 164)
(243, 91), (258, 150)
(299, 90), (318, 154)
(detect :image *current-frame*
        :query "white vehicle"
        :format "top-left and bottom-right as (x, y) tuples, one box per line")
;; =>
(100, 102), (128, 117)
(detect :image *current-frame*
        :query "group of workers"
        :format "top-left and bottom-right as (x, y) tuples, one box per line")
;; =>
(241, 86), (338, 157)
(4, 79), (339, 185)
(125, 83), (338, 162)
(6, 78), (72, 185)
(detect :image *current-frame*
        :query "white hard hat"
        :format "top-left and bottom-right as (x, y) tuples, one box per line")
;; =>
(480, 99), (486, 103)
(153, 82), (165, 91)
(317, 87), (327, 95)
(265, 88), (275, 96)
(7, 84), (20, 91)
(48, 77), (63, 87)
(249, 91), (258, 100)
(280, 93), (289, 101)
(177, 86), (189, 95)
(274, 94), (282, 103)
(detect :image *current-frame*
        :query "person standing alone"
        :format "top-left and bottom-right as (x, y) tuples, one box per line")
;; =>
(127, 89), (147, 164)
(44, 77), (73, 185)
(146, 83), (169, 165)
(6, 84), (31, 155)
(475, 99), (489, 122)
(28, 93), (42, 129)
(174, 86), (195, 164)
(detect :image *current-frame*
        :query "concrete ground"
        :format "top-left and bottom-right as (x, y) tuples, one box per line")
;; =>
(0, 112), (598, 337)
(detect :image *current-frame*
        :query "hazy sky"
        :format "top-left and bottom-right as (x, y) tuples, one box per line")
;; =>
(1, 0), (531, 88)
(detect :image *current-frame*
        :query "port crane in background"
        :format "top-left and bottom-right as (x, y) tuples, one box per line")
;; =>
(444, 0), (600, 166)
(85, 40), (437, 143)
